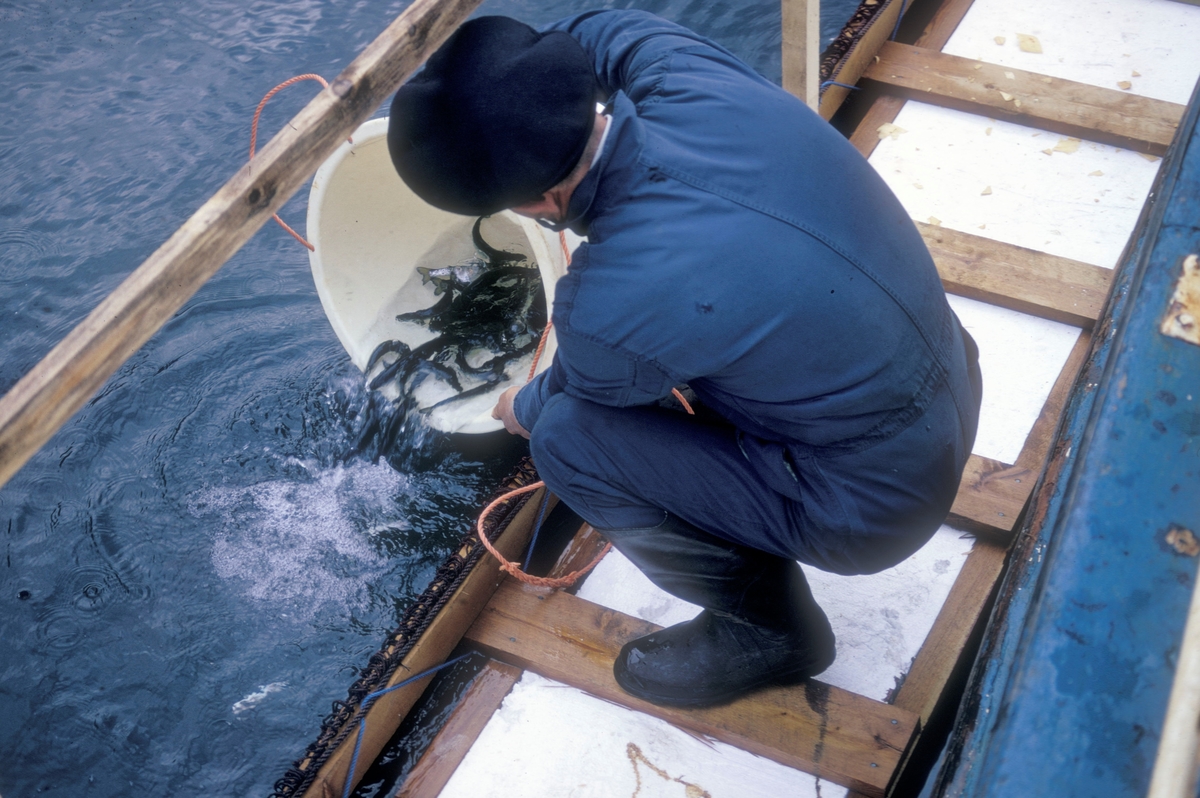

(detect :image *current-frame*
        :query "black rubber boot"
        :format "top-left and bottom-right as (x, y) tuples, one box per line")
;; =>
(602, 514), (835, 707)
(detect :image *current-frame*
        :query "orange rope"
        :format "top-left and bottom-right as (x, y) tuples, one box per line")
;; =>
(476, 482), (613, 589)
(249, 74), (338, 252)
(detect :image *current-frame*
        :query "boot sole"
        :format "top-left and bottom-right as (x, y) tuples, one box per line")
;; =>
(613, 650), (833, 709)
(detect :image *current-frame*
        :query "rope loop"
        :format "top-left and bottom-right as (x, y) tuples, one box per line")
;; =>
(475, 481), (613, 589)
(249, 73), (337, 252)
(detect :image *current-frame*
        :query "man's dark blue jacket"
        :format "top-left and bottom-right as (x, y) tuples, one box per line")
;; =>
(514, 11), (979, 572)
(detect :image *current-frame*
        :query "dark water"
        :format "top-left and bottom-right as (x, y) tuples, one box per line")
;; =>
(0, 1), (858, 795)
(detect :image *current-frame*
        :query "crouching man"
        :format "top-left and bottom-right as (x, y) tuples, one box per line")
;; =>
(386, 11), (982, 707)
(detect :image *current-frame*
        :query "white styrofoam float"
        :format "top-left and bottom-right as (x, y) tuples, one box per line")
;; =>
(306, 117), (567, 434)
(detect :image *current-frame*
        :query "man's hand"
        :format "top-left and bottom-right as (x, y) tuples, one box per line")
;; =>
(492, 386), (531, 439)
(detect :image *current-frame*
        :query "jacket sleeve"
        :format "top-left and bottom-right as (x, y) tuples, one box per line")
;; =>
(513, 326), (679, 431)
(544, 10), (737, 102)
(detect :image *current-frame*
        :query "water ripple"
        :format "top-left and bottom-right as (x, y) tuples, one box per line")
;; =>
(0, 227), (62, 283)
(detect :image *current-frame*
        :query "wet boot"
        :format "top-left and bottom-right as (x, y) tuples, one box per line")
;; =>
(602, 513), (835, 707)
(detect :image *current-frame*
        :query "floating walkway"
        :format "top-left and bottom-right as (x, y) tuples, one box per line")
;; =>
(277, 1), (1200, 796)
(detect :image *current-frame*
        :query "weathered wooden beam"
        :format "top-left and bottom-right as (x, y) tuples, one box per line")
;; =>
(1016, 329), (1092, 471)
(842, 539), (1010, 798)
(815, 0), (909, 121)
(392, 521), (607, 797)
(850, 94), (909, 158)
(0, 0), (485, 491)
(395, 659), (524, 798)
(464, 581), (919, 798)
(918, 222), (1113, 328)
(948, 455), (1034, 542)
(301, 489), (549, 798)
(892, 541), (1007, 725)
(863, 42), (1185, 155)
(913, 0), (976, 51)
(782, 0), (821, 111)
(848, 0), (994, 160)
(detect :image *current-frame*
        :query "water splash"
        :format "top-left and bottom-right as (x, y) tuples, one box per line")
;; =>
(192, 460), (409, 615)
(232, 682), (288, 716)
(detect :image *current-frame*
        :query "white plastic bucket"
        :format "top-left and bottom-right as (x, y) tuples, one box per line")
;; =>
(306, 117), (568, 434)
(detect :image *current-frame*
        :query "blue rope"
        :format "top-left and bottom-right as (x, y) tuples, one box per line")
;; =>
(891, 0), (909, 40)
(821, 80), (861, 93)
(521, 488), (552, 572)
(342, 651), (474, 798)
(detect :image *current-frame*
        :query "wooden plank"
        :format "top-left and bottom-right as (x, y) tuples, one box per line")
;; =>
(301, 488), (549, 798)
(913, 0), (976, 51)
(892, 541), (1007, 724)
(843, 540), (1010, 798)
(918, 222), (1113, 328)
(848, 0), (996, 159)
(850, 94), (908, 159)
(863, 42), (1185, 155)
(0, 0), (484, 492)
(781, 0), (821, 111)
(548, 522), (609, 582)
(393, 519), (604, 796)
(1016, 329), (1092, 471)
(815, 0), (908, 121)
(948, 454), (1034, 542)
(395, 660), (524, 798)
(464, 581), (918, 798)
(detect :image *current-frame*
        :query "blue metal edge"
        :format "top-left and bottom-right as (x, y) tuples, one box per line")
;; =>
(921, 74), (1200, 798)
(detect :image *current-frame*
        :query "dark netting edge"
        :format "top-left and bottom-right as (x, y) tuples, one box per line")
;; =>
(819, 0), (894, 91)
(269, 456), (541, 798)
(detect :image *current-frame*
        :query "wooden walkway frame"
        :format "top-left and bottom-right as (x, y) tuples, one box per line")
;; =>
(862, 42), (1186, 156)
(465, 582), (918, 797)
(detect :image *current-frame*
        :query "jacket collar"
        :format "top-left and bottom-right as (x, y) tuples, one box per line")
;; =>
(548, 91), (643, 238)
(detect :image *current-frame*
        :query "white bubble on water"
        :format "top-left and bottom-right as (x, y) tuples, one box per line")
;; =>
(191, 460), (411, 613)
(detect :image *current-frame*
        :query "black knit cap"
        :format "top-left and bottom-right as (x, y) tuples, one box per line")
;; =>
(388, 16), (599, 216)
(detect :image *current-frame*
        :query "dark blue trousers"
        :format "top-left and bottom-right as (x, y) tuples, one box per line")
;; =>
(530, 357), (981, 577)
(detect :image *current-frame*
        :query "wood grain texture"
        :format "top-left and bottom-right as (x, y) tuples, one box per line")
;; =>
(948, 455), (1034, 542)
(301, 489), (548, 798)
(850, 94), (908, 159)
(847, 0), (992, 159)
(392, 520), (605, 796)
(815, 0), (908, 121)
(863, 42), (1185, 154)
(548, 522), (609, 584)
(918, 222), (1114, 328)
(781, 0), (821, 111)
(913, 0), (976, 50)
(464, 581), (918, 798)
(1016, 330), (1092, 470)
(0, 0), (484, 491)
(892, 541), (1007, 724)
(395, 660), (524, 798)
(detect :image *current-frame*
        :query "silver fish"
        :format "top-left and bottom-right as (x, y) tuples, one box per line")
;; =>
(417, 258), (488, 296)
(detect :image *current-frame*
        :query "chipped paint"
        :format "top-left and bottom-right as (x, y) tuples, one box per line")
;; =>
(1160, 254), (1200, 346)
(1166, 526), (1200, 557)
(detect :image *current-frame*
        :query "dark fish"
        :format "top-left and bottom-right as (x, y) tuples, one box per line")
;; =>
(472, 216), (528, 267)
(357, 215), (546, 449)
(422, 376), (511, 413)
(366, 338), (411, 372)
